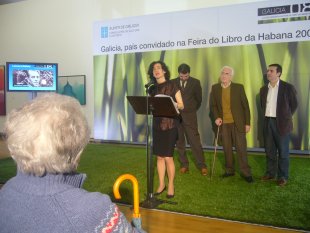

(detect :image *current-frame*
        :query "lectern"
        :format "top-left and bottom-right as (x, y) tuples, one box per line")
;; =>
(127, 95), (179, 208)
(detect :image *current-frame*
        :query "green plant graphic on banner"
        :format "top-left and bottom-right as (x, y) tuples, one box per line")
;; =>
(94, 41), (310, 151)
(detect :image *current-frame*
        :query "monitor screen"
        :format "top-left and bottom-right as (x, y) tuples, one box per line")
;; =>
(6, 62), (58, 92)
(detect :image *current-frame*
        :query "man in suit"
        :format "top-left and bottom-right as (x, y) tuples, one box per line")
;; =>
(172, 63), (208, 176)
(210, 66), (253, 183)
(260, 63), (298, 187)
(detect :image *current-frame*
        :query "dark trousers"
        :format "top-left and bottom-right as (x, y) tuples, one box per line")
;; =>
(222, 123), (251, 177)
(176, 112), (206, 169)
(263, 118), (290, 180)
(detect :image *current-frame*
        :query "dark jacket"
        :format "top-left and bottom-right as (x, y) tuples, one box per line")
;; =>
(260, 80), (298, 136)
(172, 77), (202, 113)
(211, 82), (250, 133)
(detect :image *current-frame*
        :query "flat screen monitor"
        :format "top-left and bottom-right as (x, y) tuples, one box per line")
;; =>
(6, 62), (58, 92)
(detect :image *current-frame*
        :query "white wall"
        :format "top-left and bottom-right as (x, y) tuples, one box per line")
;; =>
(0, 0), (266, 137)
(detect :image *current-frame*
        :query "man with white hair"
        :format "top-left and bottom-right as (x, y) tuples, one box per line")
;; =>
(210, 66), (253, 183)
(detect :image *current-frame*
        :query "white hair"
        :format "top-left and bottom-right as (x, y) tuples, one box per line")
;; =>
(221, 66), (234, 76)
(4, 93), (90, 176)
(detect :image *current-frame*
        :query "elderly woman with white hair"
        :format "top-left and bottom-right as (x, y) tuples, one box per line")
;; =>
(0, 93), (145, 233)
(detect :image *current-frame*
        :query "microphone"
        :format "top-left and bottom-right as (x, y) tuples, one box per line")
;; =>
(145, 80), (154, 89)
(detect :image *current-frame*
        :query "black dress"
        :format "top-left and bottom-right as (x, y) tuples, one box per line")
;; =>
(152, 80), (180, 157)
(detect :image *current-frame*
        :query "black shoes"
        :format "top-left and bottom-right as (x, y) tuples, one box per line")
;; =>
(166, 193), (175, 199)
(222, 173), (254, 183)
(154, 186), (166, 196)
(166, 188), (175, 199)
(244, 176), (254, 183)
(154, 186), (175, 198)
(222, 173), (235, 178)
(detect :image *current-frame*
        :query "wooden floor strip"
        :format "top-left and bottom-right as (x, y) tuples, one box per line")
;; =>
(118, 204), (303, 233)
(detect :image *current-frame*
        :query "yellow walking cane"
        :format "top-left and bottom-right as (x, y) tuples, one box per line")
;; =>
(113, 174), (142, 229)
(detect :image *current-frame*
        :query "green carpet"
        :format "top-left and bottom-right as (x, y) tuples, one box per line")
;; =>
(0, 143), (309, 231)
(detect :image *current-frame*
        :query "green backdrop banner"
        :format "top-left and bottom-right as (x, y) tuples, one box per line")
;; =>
(94, 41), (310, 151)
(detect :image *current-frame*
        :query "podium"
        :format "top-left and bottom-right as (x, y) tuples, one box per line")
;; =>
(127, 96), (179, 117)
(127, 95), (179, 208)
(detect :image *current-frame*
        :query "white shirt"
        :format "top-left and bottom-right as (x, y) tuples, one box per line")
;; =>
(221, 81), (232, 88)
(265, 80), (279, 117)
(180, 80), (187, 88)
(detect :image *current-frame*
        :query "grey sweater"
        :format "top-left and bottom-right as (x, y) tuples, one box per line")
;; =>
(0, 172), (142, 233)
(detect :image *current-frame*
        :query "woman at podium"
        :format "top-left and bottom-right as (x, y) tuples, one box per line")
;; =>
(147, 61), (184, 198)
